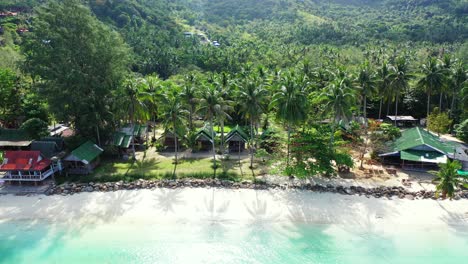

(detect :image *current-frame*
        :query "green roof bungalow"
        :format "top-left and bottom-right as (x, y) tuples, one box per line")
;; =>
(159, 131), (184, 151)
(64, 141), (103, 175)
(0, 129), (32, 150)
(195, 126), (216, 152)
(225, 125), (249, 153)
(112, 124), (147, 150)
(379, 127), (460, 170)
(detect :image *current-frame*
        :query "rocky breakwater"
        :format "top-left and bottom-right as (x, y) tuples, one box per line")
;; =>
(46, 179), (468, 200)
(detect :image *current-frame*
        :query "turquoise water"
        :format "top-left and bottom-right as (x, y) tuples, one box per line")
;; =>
(1, 220), (467, 263)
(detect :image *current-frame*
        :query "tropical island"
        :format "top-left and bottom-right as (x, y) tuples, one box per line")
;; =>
(0, 0), (467, 263)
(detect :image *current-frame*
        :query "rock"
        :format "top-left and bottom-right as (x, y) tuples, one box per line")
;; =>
(85, 186), (94, 192)
(344, 188), (355, 195)
(404, 194), (414, 200)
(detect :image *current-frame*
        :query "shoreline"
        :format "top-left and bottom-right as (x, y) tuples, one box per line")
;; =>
(1, 188), (468, 228)
(42, 178), (468, 200)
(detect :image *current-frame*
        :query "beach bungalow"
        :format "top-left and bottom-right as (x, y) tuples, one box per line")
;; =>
(159, 131), (183, 151)
(112, 124), (147, 151)
(379, 127), (460, 170)
(225, 125), (249, 153)
(385, 116), (418, 127)
(195, 126), (216, 152)
(64, 141), (103, 175)
(48, 124), (75, 137)
(0, 151), (60, 182)
(0, 129), (32, 150)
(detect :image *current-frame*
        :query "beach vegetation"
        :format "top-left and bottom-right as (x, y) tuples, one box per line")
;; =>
(432, 160), (468, 199)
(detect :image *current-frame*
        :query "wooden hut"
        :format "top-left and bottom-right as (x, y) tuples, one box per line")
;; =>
(64, 141), (103, 175)
(195, 126), (216, 152)
(0, 129), (32, 150)
(225, 125), (249, 153)
(159, 131), (183, 151)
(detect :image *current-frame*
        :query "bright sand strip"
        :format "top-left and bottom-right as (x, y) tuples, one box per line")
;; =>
(1, 188), (468, 232)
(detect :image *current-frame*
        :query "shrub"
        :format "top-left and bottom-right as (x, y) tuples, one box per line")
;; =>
(455, 119), (468, 143)
(20, 118), (49, 140)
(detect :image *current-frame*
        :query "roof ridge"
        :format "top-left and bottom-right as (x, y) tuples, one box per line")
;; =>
(416, 127), (424, 145)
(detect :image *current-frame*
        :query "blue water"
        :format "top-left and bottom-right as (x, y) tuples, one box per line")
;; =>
(1, 220), (467, 263)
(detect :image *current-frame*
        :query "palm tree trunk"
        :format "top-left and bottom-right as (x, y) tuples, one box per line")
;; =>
(363, 95), (367, 119)
(286, 124), (291, 168)
(250, 117), (254, 169)
(210, 115), (216, 168)
(386, 99), (390, 117)
(174, 133), (178, 164)
(439, 92), (443, 110)
(378, 98), (383, 120)
(427, 92), (431, 117)
(131, 101), (136, 158)
(450, 92), (456, 118)
(189, 104), (193, 131)
(220, 119), (225, 154)
(394, 92), (399, 126)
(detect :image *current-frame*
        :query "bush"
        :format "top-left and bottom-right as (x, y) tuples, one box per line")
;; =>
(427, 109), (452, 136)
(455, 119), (468, 143)
(20, 118), (49, 140)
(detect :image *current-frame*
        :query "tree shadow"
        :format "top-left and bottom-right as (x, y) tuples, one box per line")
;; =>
(0, 191), (141, 262)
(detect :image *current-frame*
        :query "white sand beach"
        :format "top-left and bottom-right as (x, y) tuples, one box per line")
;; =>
(1, 188), (468, 230)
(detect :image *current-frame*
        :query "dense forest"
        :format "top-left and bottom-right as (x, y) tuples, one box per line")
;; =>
(0, 0), (467, 176)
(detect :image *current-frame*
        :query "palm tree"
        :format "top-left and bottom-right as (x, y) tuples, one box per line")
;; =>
(417, 57), (446, 117)
(357, 61), (377, 122)
(271, 71), (309, 168)
(181, 74), (199, 132)
(199, 85), (232, 168)
(161, 93), (188, 166)
(124, 77), (151, 157)
(145, 75), (162, 140)
(377, 61), (391, 119)
(237, 77), (269, 168)
(319, 69), (357, 146)
(388, 57), (413, 126)
(448, 61), (467, 117)
(432, 160), (467, 199)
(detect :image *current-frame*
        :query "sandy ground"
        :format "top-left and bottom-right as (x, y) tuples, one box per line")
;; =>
(1, 189), (468, 232)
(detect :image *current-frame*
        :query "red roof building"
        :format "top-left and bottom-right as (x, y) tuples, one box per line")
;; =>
(0, 151), (57, 182)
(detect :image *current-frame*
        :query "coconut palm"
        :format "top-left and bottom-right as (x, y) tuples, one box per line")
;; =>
(388, 57), (413, 126)
(417, 57), (447, 117)
(319, 69), (358, 146)
(198, 85), (232, 168)
(449, 61), (467, 117)
(432, 160), (467, 199)
(144, 75), (162, 141)
(181, 74), (199, 132)
(357, 61), (378, 122)
(124, 77), (152, 157)
(237, 77), (269, 168)
(161, 93), (188, 166)
(271, 71), (309, 168)
(377, 61), (392, 119)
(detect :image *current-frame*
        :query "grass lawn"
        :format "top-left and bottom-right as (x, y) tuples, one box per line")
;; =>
(63, 151), (266, 183)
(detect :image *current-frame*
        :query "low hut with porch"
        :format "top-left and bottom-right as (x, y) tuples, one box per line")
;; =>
(0, 128), (32, 150)
(30, 137), (65, 158)
(64, 141), (103, 175)
(225, 125), (249, 153)
(0, 151), (60, 182)
(379, 127), (458, 170)
(385, 116), (418, 127)
(194, 126), (216, 152)
(159, 131), (183, 152)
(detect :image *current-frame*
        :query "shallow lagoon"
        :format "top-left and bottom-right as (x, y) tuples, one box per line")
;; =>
(1, 219), (467, 264)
